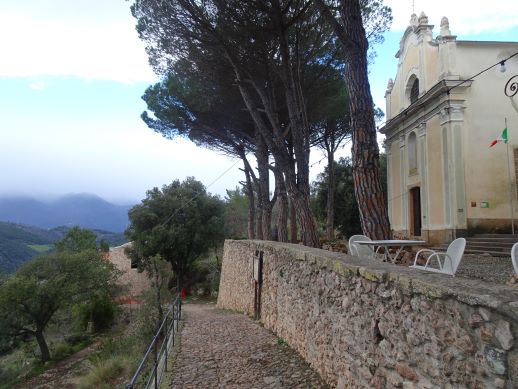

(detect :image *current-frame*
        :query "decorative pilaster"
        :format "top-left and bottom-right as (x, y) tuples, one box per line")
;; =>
(399, 135), (407, 231)
(418, 123), (428, 230)
(387, 146), (393, 224)
(385, 78), (394, 121)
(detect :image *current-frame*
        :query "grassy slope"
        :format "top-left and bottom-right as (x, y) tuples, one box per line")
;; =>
(0, 222), (56, 272)
(0, 222), (127, 272)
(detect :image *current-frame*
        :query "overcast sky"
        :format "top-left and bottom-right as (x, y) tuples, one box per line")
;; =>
(1, 0), (517, 204)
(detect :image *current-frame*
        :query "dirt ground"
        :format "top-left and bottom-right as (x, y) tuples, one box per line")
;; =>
(13, 343), (98, 389)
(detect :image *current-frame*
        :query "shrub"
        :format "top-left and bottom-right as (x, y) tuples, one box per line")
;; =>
(52, 342), (75, 362)
(52, 334), (92, 362)
(65, 334), (91, 347)
(0, 359), (24, 389)
(78, 296), (119, 332)
(78, 355), (131, 389)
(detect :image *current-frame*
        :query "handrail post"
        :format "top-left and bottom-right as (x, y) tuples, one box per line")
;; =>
(125, 293), (181, 389)
(164, 310), (169, 372)
(154, 337), (158, 389)
(172, 305), (176, 346)
(178, 299), (181, 331)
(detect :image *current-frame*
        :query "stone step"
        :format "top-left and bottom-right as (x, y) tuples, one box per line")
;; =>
(430, 234), (517, 258)
(466, 243), (516, 249)
(431, 247), (510, 256)
(435, 242), (512, 249)
(467, 238), (518, 244)
(432, 245), (513, 255)
(463, 249), (511, 257)
(471, 234), (518, 239)
(466, 246), (512, 252)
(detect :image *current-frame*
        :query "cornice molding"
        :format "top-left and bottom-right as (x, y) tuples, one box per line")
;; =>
(380, 79), (472, 137)
(384, 98), (466, 144)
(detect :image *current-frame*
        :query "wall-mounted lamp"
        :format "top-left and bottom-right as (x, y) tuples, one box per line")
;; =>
(500, 61), (507, 73)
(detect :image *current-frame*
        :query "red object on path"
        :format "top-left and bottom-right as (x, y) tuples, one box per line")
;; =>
(180, 287), (187, 299)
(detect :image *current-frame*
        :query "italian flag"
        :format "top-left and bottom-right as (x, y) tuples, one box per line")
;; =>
(489, 127), (508, 147)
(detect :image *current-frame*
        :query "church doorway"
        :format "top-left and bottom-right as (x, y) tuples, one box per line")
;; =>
(410, 187), (422, 237)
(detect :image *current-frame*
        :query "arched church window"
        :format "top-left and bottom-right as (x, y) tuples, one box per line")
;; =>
(408, 131), (418, 175)
(410, 78), (419, 104)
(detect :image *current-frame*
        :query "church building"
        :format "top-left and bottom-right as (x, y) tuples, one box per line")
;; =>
(381, 12), (518, 244)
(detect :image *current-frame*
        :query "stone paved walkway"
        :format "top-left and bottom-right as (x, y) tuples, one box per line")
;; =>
(169, 303), (328, 389)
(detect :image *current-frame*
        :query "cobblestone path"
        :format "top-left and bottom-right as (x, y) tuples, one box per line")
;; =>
(169, 303), (328, 389)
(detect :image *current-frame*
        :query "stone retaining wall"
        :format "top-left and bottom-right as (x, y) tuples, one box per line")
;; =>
(217, 240), (518, 388)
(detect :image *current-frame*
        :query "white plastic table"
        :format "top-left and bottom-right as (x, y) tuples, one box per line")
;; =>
(356, 240), (426, 263)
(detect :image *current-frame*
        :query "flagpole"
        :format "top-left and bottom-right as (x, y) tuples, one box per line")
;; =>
(505, 117), (515, 235)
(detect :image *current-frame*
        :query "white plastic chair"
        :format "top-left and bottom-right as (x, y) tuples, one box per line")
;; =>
(348, 235), (374, 258)
(410, 238), (466, 276)
(511, 242), (518, 276)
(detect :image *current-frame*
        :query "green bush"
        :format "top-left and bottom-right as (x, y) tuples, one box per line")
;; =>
(78, 300), (167, 387)
(65, 333), (91, 347)
(0, 359), (24, 389)
(0, 334), (18, 356)
(50, 334), (93, 362)
(78, 296), (119, 332)
(52, 342), (75, 362)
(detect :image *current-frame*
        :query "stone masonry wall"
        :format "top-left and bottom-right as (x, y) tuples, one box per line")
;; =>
(108, 243), (151, 300)
(217, 240), (518, 388)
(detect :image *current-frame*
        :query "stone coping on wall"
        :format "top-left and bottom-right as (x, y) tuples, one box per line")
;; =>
(231, 239), (518, 322)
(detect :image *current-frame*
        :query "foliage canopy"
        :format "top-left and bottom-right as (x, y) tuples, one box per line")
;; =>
(125, 177), (225, 285)
(0, 250), (120, 361)
(54, 226), (98, 253)
(312, 155), (387, 238)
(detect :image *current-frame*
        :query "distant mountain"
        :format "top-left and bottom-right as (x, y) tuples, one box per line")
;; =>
(0, 193), (133, 232)
(0, 222), (128, 273)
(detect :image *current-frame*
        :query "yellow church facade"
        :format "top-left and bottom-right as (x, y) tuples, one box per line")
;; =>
(381, 12), (518, 244)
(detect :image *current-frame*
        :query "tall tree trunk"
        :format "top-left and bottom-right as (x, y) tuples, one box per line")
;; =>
(314, 0), (391, 239)
(273, 168), (289, 242)
(243, 165), (255, 240)
(256, 133), (272, 240)
(289, 200), (298, 243)
(227, 0), (319, 247)
(262, 206), (272, 240)
(290, 191), (319, 247)
(35, 329), (51, 362)
(238, 150), (258, 240)
(326, 149), (335, 240)
(272, 0), (318, 246)
(255, 201), (263, 240)
(229, 59), (318, 246)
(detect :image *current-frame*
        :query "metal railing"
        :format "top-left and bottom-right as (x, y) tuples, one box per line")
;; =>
(126, 295), (182, 389)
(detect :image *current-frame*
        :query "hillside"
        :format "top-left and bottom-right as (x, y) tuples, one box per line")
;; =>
(0, 193), (132, 233)
(0, 222), (127, 273)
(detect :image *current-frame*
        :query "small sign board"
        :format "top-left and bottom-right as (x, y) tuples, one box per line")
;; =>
(253, 258), (260, 281)
(480, 201), (490, 208)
